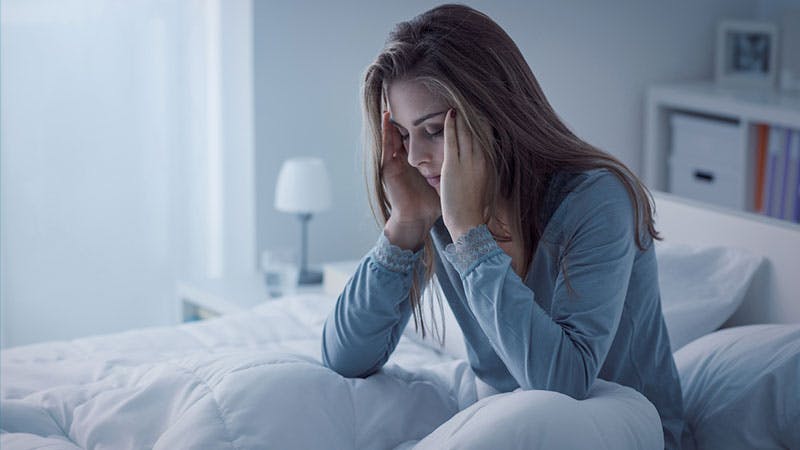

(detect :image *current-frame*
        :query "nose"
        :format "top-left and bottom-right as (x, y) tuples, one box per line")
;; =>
(405, 137), (432, 169)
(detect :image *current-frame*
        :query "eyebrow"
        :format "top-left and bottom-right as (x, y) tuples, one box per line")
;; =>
(389, 110), (448, 129)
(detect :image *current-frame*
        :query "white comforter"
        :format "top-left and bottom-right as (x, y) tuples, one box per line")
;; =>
(1, 293), (662, 449)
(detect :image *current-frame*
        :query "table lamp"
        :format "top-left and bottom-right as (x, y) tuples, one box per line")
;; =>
(274, 157), (332, 284)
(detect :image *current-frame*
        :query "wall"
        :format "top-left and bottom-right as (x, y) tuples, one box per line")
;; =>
(755, 0), (800, 18)
(0, 0), (255, 347)
(755, 0), (800, 92)
(253, 0), (756, 265)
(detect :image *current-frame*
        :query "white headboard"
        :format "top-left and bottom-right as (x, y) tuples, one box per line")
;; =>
(652, 191), (800, 326)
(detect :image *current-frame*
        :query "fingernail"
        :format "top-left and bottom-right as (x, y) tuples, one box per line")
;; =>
(450, 109), (456, 118)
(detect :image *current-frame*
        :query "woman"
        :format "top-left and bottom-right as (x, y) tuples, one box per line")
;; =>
(322, 4), (687, 449)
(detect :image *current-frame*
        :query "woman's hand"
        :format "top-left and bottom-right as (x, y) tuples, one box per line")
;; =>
(441, 109), (488, 242)
(380, 111), (441, 250)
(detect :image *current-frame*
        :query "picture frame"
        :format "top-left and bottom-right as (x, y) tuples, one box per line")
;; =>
(715, 20), (779, 90)
(778, 10), (800, 92)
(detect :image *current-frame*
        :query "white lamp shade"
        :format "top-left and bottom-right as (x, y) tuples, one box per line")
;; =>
(274, 157), (332, 213)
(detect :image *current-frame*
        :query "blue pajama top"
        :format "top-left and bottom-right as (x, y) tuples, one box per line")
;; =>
(321, 168), (686, 449)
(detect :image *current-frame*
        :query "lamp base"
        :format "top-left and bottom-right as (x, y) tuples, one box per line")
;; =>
(298, 268), (323, 285)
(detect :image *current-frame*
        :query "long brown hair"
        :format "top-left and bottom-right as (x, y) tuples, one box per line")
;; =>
(361, 4), (661, 338)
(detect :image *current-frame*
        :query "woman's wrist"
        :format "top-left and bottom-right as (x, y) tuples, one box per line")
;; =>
(372, 229), (422, 274)
(384, 217), (429, 251)
(443, 224), (500, 275)
(447, 222), (483, 244)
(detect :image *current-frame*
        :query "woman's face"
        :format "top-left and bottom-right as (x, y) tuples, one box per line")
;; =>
(387, 79), (449, 193)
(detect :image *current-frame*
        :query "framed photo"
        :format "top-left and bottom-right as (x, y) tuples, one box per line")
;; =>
(715, 20), (779, 90)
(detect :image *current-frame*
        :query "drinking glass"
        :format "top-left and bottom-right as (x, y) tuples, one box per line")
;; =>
(260, 248), (299, 298)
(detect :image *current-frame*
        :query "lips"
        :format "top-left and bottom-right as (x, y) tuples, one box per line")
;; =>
(425, 175), (441, 187)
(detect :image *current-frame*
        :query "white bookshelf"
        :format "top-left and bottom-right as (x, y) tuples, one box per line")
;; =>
(643, 81), (800, 218)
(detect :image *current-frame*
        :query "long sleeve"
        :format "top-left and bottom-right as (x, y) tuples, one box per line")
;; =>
(443, 178), (637, 400)
(321, 231), (422, 378)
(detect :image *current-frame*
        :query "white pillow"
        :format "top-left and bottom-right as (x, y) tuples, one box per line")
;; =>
(655, 241), (764, 350)
(674, 324), (800, 449)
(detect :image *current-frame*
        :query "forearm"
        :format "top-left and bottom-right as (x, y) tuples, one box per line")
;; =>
(458, 246), (596, 398)
(444, 224), (631, 399)
(321, 230), (422, 377)
(441, 226), (587, 393)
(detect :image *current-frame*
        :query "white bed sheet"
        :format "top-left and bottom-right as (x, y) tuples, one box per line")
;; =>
(1, 293), (661, 449)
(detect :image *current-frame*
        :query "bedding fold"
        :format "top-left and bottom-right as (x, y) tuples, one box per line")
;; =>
(1, 293), (661, 450)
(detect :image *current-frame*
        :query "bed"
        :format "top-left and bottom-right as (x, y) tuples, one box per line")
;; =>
(2, 191), (799, 449)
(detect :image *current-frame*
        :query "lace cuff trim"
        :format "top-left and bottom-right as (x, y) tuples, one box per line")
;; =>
(371, 231), (423, 273)
(444, 224), (498, 274)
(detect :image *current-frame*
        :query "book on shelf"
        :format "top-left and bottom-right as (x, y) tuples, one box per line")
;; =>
(754, 124), (769, 214)
(778, 131), (794, 219)
(757, 126), (800, 224)
(787, 130), (800, 224)
(763, 126), (783, 218)
(794, 151), (800, 223)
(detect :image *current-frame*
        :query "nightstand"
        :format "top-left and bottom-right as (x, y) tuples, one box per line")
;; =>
(321, 260), (360, 296)
(175, 274), (323, 323)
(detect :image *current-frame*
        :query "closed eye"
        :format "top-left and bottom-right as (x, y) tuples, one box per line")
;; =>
(426, 129), (443, 138)
(397, 128), (443, 142)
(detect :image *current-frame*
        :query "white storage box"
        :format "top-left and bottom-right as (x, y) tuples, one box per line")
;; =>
(669, 153), (745, 210)
(669, 113), (747, 209)
(670, 113), (743, 173)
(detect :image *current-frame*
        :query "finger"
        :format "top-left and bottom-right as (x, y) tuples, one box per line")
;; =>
(384, 111), (403, 163)
(444, 108), (459, 166)
(381, 111), (391, 168)
(471, 119), (487, 168)
(455, 108), (473, 164)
